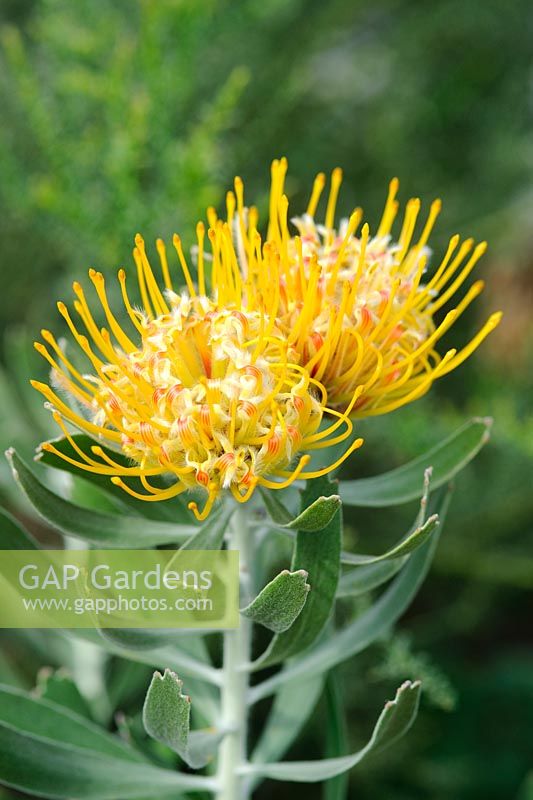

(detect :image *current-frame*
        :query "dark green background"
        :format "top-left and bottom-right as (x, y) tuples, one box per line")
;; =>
(0, 1), (531, 798)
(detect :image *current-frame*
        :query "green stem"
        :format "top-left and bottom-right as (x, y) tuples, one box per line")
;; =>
(216, 505), (253, 800)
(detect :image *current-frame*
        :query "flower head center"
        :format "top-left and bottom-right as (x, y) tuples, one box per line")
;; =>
(90, 295), (323, 502)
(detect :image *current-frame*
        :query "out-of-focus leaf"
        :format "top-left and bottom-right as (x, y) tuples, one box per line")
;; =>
(2, 665), (212, 798)
(97, 628), (211, 664)
(66, 629), (220, 721)
(4, 326), (52, 438)
(143, 669), (224, 769)
(372, 633), (457, 711)
(249, 674), (325, 773)
(339, 418), (491, 507)
(250, 488), (451, 702)
(6, 449), (198, 547)
(96, 632), (217, 685)
(260, 487), (341, 532)
(324, 672), (349, 800)
(241, 680), (421, 782)
(0, 683), (141, 762)
(95, 503), (230, 649)
(0, 720), (214, 797)
(97, 628), (189, 652)
(0, 649), (24, 690)
(0, 506), (38, 550)
(241, 570), (310, 633)
(517, 771), (533, 800)
(34, 667), (92, 720)
(253, 476), (341, 669)
(68, 628), (220, 724)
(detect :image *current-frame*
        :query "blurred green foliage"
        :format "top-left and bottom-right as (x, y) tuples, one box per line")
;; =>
(0, 0), (531, 798)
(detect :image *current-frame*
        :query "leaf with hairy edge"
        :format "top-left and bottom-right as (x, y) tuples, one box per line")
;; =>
(260, 487), (341, 532)
(37, 433), (193, 523)
(240, 681), (421, 783)
(6, 449), (199, 547)
(241, 570), (310, 633)
(268, 516), (437, 570)
(143, 669), (224, 769)
(0, 506), (38, 550)
(269, 468), (434, 559)
(249, 488), (451, 702)
(283, 495), (341, 532)
(253, 476), (342, 669)
(339, 418), (491, 507)
(341, 514), (439, 566)
(337, 468), (434, 594)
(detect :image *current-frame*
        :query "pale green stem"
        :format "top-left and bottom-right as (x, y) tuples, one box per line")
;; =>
(216, 505), (253, 800)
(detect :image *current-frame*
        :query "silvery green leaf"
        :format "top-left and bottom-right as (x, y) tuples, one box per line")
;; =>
(253, 476), (342, 669)
(6, 449), (199, 547)
(37, 433), (193, 523)
(241, 570), (310, 633)
(0, 683), (138, 761)
(92, 507), (229, 654)
(341, 514), (439, 566)
(143, 668), (224, 769)
(260, 486), (341, 532)
(250, 488), (451, 702)
(339, 418), (491, 507)
(241, 680), (421, 782)
(339, 468), (435, 579)
(0, 683), (215, 797)
(250, 674), (325, 767)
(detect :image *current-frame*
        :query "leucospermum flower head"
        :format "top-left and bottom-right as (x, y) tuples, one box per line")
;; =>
(215, 159), (502, 414)
(32, 159), (500, 518)
(32, 233), (362, 519)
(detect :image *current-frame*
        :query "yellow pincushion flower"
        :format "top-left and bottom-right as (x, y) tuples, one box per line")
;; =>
(32, 234), (361, 519)
(32, 160), (500, 517)
(212, 158), (501, 414)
